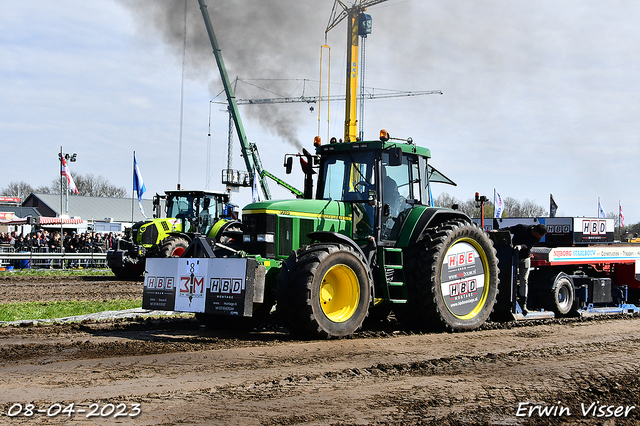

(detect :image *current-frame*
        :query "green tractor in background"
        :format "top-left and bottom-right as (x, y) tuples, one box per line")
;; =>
(107, 190), (239, 280)
(145, 132), (500, 338)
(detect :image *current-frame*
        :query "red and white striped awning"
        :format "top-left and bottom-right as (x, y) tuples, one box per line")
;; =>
(39, 217), (84, 225)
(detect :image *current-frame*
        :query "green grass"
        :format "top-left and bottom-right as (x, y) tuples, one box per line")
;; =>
(1, 268), (115, 277)
(0, 300), (142, 322)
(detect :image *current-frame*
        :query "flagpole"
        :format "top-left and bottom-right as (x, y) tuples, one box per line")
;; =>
(619, 200), (622, 237)
(132, 151), (135, 223)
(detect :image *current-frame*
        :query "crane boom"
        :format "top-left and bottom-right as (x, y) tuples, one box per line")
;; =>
(211, 89), (442, 106)
(197, 0), (272, 200)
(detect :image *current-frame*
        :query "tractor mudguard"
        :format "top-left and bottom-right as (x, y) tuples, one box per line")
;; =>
(307, 231), (369, 267)
(208, 219), (230, 239)
(396, 207), (470, 247)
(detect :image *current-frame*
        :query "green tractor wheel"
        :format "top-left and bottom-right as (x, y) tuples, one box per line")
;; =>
(396, 221), (499, 332)
(276, 243), (371, 339)
(159, 237), (189, 258)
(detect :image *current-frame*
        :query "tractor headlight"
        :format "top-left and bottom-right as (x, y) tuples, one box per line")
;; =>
(256, 234), (274, 243)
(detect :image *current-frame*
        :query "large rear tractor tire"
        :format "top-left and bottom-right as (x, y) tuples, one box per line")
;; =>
(158, 237), (189, 258)
(276, 243), (371, 339)
(396, 221), (499, 332)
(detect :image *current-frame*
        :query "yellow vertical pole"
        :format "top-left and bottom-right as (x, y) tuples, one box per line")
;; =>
(344, 10), (359, 142)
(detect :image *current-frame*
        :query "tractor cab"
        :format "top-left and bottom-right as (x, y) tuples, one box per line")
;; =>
(164, 190), (233, 234)
(314, 131), (456, 244)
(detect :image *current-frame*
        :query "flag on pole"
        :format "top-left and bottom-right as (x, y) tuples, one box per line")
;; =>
(428, 184), (434, 207)
(252, 168), (261, 203)
(550, 194), (558, 217)
(133, 152), (147, 218)
(60, 155), (79, 194)
(598, 198), (606, 218)
(620, 203), (625, 228)
(493, 190), (504, 218)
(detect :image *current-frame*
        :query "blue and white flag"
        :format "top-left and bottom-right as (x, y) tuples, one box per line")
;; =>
(133, 152), (147, 218)
(598, 199), (606, 218)
(494, 190), (504, 218)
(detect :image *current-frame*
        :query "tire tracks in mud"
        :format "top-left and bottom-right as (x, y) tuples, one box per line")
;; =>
(1, 316), (640, 425)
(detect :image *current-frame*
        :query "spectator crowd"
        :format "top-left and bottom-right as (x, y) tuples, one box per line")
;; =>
(0, 230), (120, 253)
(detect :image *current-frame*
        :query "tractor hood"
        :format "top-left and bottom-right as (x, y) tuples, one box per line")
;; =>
(242, 199), (351, 222)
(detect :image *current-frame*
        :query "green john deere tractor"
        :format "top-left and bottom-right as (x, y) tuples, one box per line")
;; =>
(143, 132), (500, 338)
(107, 190), (240, 280)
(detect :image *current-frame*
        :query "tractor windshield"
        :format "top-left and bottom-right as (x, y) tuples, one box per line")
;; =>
(167, 194), (195, 219)
(319, 151), (376, 202)
(166, 193), (218, 234)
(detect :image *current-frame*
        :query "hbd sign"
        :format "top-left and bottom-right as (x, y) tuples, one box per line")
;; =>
(210, 278), (244, 294)
(582, 220), (606, 235)
(449, 279), (478, 298)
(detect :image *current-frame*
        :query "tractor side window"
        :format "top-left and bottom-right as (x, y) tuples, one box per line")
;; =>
(419, 156), (431, 205)
(168, 195), (194, 233)
(199, 196), (214, 231)
(381, 153), (413, 240)
(411, 159), (422, 205)
(321, 158), (346, 201)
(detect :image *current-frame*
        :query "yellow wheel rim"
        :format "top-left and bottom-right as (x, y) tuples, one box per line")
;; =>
(319, 264), (360, 323)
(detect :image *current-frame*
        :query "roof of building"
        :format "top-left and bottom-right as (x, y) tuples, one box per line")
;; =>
(23, 193), (156, 223)
(0, 206), (41, 218)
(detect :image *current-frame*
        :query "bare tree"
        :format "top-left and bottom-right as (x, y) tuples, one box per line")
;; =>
(434, 193), (545, 218)
(503, 197), (546, 218)
(48, 173), (127, 197)
(433, 192), (461, 210)
(433, 192), (487, 218)
(0, 181), (34, 199)
(34, 185), (51, 194)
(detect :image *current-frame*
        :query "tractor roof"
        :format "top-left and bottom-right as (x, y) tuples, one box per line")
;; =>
(315, 140), (431, 158)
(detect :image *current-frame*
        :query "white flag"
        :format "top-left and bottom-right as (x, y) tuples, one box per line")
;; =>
(494, 191), (504, 218)
(252, 169), (261, 203)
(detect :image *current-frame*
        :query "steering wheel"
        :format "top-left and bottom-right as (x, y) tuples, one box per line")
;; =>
(353, 181), (372, 192)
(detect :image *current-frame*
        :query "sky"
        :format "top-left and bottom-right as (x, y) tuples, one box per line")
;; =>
(1, 0), (639, 224)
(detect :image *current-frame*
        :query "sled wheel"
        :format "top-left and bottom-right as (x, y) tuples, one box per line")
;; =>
(397, 220), (499, 332)
(547, 273), (575, 316)
(276, 243), (371, 339)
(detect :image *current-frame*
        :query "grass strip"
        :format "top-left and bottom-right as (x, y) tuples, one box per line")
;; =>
(0, 269), (115, 278)
(0, 300), (142, 321)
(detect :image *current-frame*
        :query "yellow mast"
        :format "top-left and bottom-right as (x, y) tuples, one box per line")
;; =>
(344, 8), (360, 142)
(325, 0), (388, 143)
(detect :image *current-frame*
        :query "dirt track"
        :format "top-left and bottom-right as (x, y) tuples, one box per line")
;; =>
(1, 277), (640, 425)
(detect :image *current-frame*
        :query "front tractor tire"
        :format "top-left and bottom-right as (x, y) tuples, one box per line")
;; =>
(276, 243), (371, 339)
(159, 237), (189, 258)
(397, 221), (499, 332)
